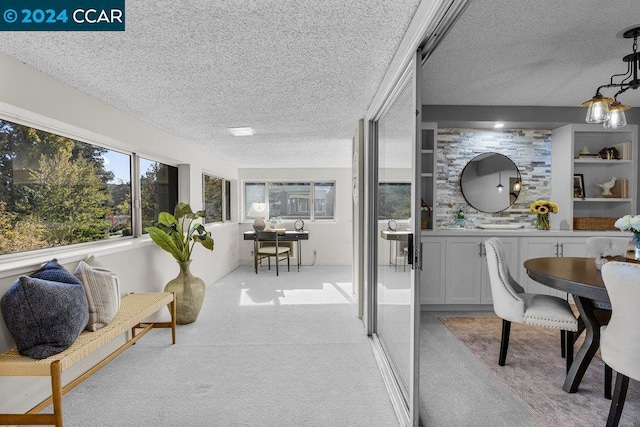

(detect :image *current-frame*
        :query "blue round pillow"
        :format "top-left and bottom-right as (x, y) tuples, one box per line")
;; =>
(1, 260), (89, 359)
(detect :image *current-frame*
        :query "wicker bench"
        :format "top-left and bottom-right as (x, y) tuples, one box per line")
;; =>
(0, 292), (176, 427)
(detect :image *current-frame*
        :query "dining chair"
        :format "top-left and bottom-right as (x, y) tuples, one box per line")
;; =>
(586, 236), (630, 271)
(254, 231), (290, 276)
(484, 237), (578, 372)
(600, 261), (640, 427)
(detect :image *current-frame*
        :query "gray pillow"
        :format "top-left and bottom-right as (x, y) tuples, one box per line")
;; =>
(0, 260), (89, 359)
(74, 256), (121, 331)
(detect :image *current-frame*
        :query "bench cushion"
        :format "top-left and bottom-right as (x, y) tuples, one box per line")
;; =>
(1, 260), (89, 359)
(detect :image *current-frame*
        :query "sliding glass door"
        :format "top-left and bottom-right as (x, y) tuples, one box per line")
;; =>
(370, 51), (421, 426)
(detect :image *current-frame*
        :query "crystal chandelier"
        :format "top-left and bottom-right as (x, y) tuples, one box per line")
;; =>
(582, 25), (640, 129)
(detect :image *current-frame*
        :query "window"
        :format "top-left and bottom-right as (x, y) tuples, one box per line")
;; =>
(245, 182), (266, 218)
(244, 181), (335, 220)
(203, 174), (227, 223)
(0, 118), (132, 255)
(139, 158), (178, 232)
(378, 182), (410, 220)
(313, 182), (335, 219)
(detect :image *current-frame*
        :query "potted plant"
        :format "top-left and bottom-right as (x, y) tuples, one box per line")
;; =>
(145, 203), (214, 324)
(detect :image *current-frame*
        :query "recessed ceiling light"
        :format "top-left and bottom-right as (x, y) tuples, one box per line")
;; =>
(227, 127), (255, 136)
(494, 122), (505, 128)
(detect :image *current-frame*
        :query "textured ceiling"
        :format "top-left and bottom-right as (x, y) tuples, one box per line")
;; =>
(424, 0), (640, 109)
(0, 0), (421, 168)
(1, 1), (639, 169)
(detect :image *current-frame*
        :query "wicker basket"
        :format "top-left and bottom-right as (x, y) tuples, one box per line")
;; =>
(573, 217), (618, 231)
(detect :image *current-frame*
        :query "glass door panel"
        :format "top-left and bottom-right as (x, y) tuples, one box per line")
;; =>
(373, 51), (421, 425)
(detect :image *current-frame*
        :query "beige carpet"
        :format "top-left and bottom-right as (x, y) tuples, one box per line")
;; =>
(440, 316), (640, 427)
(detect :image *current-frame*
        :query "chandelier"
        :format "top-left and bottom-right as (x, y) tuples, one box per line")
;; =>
(582, 25), (640, 129)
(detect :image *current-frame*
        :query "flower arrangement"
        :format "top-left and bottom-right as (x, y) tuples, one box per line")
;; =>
(529, 200), (558, 230)
(529, 200), (559, 216)
(614, 215), (640, 234)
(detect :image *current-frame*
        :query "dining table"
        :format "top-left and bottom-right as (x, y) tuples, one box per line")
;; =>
(523, 256), (612, 394)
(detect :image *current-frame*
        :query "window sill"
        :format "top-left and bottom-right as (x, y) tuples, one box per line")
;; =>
(0, 237), (151, 278)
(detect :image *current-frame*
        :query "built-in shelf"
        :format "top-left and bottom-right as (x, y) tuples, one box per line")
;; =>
(574, 198), (632, 202)
(573, 159), (632, 164)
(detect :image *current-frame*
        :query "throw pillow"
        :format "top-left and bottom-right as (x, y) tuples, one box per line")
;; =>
(0, 260), (89, 359)
(74, 256), (121, 331)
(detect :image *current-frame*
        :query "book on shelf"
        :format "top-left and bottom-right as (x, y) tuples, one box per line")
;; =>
(613, 141), (632, 160)
(612, 178), (629, 198)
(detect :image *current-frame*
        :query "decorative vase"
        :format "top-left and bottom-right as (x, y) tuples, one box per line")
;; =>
(253, 217), (265, 231)
(164, 260), (205, 325)
(536, 214), (550, 230)
(626, 233), (640, 261)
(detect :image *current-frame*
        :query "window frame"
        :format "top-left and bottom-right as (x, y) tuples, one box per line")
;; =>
(242, 180), (336, 222)
(202, 172), (231, 224)
(0, 112), (183, 259)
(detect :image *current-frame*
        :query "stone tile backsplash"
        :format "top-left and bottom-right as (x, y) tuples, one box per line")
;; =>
(436, 128), (552, 227)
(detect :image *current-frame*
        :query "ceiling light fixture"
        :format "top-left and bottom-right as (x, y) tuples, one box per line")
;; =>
(227, 127), (255, 136)
(582, 25), (640, 129)
(494, 122), (504, 128)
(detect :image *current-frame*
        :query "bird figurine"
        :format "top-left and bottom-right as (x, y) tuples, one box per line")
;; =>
(593, 177), (616, 196)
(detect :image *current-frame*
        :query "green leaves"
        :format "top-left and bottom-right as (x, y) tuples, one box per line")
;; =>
(145, 202), (214, 261)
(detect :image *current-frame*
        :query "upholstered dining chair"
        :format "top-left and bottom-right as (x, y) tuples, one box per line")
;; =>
(600, 261), (640, 427)
(484, 237), (578, 372)
(255, 231), (290, 276)
(586, 236), (630, 271)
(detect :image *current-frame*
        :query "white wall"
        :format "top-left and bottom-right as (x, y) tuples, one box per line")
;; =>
(0, 52), (240, 412)
(238, 168), (353, 265)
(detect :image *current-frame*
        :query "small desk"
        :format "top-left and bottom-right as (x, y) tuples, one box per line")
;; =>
(244, 230), (309, 272)
(380, 230), (410, 270)
(524, 257), (610, 393)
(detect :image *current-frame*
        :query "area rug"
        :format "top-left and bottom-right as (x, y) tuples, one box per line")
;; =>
(440, 316), (640, 427)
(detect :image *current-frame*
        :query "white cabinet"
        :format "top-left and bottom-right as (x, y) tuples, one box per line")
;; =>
(420, 237), (446, 304)
(519, 236), (587, 296)
(445, 236), (519, 304)
(551, 124), (638, 230)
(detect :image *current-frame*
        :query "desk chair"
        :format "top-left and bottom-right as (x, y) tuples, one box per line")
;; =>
(254, 231), (290, 276)
(484, 237), (578, 372)
(600, 262), (640, 427)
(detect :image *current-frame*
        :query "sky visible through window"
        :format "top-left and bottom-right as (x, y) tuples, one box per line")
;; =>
(102, 150), (131, 183)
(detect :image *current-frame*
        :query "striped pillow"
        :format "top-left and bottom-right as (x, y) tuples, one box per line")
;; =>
(74, 256), (121, 331)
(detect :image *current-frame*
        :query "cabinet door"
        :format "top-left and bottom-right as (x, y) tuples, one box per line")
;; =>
(420, 237), (446, 304)
(558, 237), (588, 257)
(481, 237), (519, 305)
(520, 237), (561, 296)
(446, 237), (482, 304)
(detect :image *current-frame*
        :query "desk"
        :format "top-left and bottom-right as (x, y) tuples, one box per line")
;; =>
(244, 230), (309, 272)
(380, 230), (410, 270)
(524, 257), (610, 393)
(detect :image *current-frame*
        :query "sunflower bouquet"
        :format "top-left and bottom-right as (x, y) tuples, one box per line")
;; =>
(530, 200), (558, 230)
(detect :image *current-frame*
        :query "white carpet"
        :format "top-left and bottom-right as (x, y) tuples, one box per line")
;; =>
(53, 265), (399, 426)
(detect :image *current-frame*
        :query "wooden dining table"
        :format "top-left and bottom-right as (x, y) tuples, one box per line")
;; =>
(523, 256), (611, 393)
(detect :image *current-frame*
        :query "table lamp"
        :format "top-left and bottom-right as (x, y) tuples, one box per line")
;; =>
(248, 202), (267, 231)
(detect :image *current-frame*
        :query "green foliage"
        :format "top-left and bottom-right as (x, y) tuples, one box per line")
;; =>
(145, 202), (214, 262)
(0, 118), (129, 253)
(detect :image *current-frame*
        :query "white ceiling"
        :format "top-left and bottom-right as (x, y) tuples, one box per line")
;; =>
(0, 0), (421, 169)
(424, 0), (640, 109)
(0, 0), (639, 168)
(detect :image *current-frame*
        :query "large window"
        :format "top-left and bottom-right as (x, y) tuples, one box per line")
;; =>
(378, 182), (410, 220)
(0, 118), (132, 255)
(139, 158), (178, 231)
(244, 181), (335, 220)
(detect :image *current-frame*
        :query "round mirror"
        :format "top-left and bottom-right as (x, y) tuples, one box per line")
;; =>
(460, 152), (521, 213)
